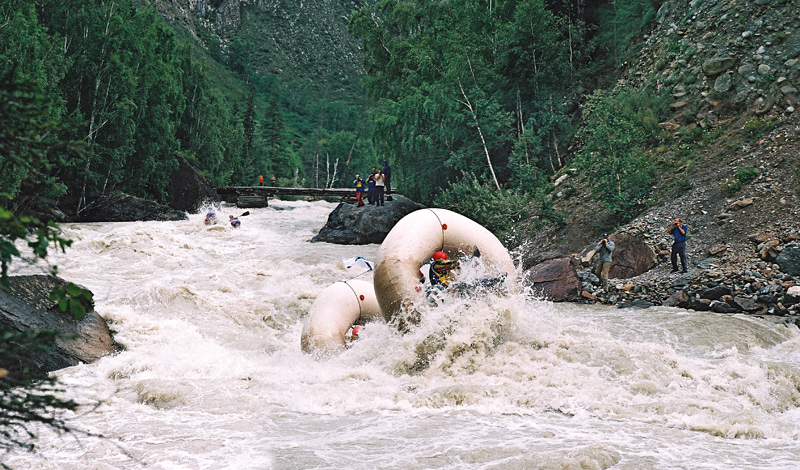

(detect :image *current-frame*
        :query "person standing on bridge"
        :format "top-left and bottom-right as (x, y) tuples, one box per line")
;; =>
(258, 175), (264, 186)
(270, 174), (276, 185)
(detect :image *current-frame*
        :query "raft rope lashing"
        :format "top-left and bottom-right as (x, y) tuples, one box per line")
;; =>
(343, 281), (363, 319)
(426, 208), (447, 251)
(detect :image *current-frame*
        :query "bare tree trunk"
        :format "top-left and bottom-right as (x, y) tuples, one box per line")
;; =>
(343, 119), (365, 181)
(456, 78), (501, 193)
(77, 2), (115, 214)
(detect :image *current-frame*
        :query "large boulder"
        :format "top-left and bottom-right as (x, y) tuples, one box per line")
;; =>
(75, 192), (187, 222)
(608, 234), (657, 280)
(166, 155), (217, 212)
(524, 257), (581, 302)
(311, 195), (424, 244)
(0, 275), (118, 379)
(776, 242), (800, 276)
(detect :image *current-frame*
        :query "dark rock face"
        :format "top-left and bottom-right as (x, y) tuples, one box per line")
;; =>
(166, 155), (217, 212)
(524, 257), (581, 302)
(0, 275), (118, 378)
(697, 285), (733, 300)
(608, 234), (657, 280)
(776, 242), (800, 276)
(663, 290), (690, 308)
(311, 195), (424, 244)
(75, 192), (187, 222)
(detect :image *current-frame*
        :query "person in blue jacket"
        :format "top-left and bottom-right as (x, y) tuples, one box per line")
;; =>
(382, 160), (392, 201)
(668, 218), (688, 273)
(366, 168), (377, 205)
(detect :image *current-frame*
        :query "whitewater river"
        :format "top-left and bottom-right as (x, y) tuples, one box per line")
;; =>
(7, 200), (800, 469)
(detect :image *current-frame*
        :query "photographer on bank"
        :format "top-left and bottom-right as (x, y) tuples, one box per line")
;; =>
(668, 218), (688, 273)
(594, 233), (615, 291)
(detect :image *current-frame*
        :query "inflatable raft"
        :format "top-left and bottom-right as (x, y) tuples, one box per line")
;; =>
(301, 208), (516, 354)
(373, 208), (517, 322)
(300, 279), (382, 355)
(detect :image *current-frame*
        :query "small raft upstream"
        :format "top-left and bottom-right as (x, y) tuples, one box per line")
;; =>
(300, 208), (517, 355)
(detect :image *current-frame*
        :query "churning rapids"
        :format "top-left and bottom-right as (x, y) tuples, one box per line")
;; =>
(7, 200), (800, 469)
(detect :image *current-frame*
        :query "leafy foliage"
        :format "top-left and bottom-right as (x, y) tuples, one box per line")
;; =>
(720, 166), (758, 195)
(0, 67), (92, 462)
(575, 89), (661, 221)
(434, 176), (531, 246)
(0, 330), (79, 460)
(0, 70), (82, 288)
(350, 0), (581, 204)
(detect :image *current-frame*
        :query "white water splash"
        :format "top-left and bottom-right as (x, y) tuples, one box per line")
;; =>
(6, 200), (800, 469)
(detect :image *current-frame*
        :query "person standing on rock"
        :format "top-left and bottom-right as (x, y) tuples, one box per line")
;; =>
(668, 217), (688, 273)
(594, 233), (615, 291)
(382, 160), (392, 201)
(353, 174), (365, 207)
(374, 169), (385, 206)
(366, 168), (377, 205)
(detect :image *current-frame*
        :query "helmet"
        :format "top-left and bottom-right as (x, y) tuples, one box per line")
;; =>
(433, 251), (448, 261)
(351, 326), (362, 337)
(355, 174), (360, 178)
(229, 215), (234, 219)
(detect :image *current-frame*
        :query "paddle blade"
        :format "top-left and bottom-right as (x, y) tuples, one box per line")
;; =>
(239, 211), (250, 217)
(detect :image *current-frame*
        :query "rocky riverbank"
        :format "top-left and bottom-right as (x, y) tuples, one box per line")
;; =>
(571, 229), (800, 328)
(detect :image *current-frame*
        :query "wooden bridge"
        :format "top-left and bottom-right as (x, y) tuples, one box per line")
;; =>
(216, 186), (356, 207)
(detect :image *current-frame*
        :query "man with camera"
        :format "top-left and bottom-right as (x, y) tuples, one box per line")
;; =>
(668, 218), (688, 273)
(594, 233), (615, 291)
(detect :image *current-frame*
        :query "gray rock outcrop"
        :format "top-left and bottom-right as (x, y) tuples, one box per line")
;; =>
(0, 275), (118, 379)
(166, 155), (217, 212)
(311, 195), (424, 244)
(75, 192), (187, 222)
(776, 242), (800, 276)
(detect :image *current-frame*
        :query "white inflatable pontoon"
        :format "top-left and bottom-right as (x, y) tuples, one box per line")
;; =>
(300, 279), (382, 355)
(373, 208), (517, 322)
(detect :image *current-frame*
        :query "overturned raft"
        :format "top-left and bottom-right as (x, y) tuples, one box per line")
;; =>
(300, 279), (382, 355)
(373, 208), (517, 322)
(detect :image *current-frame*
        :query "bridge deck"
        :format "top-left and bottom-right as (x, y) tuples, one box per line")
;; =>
(216, 186), (355, 198)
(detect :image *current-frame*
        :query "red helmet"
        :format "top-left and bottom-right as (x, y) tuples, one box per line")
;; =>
(433, 251), (448, 261)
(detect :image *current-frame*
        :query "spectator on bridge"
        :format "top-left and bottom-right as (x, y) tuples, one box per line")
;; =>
(258, 175), (264, 186)
(270, 174), (276, 185)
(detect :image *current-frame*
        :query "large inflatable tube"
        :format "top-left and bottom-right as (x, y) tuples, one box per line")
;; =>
(301, 279), (382, 355)
(373, 208), (517, 322)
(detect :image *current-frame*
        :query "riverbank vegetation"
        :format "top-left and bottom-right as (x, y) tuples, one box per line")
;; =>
(350, 0), (668, 232)
(1, 0), (667, 224)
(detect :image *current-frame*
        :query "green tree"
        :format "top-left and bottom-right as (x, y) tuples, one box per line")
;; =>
(350, 0), (579, 203)
(0, 69), (93, 461)
(576, 90), (658, 221)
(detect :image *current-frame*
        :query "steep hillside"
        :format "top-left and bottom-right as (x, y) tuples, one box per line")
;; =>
(524, 0), (799, 264)
(520, 0), (800, 317)
(152, 0), (367, 98)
